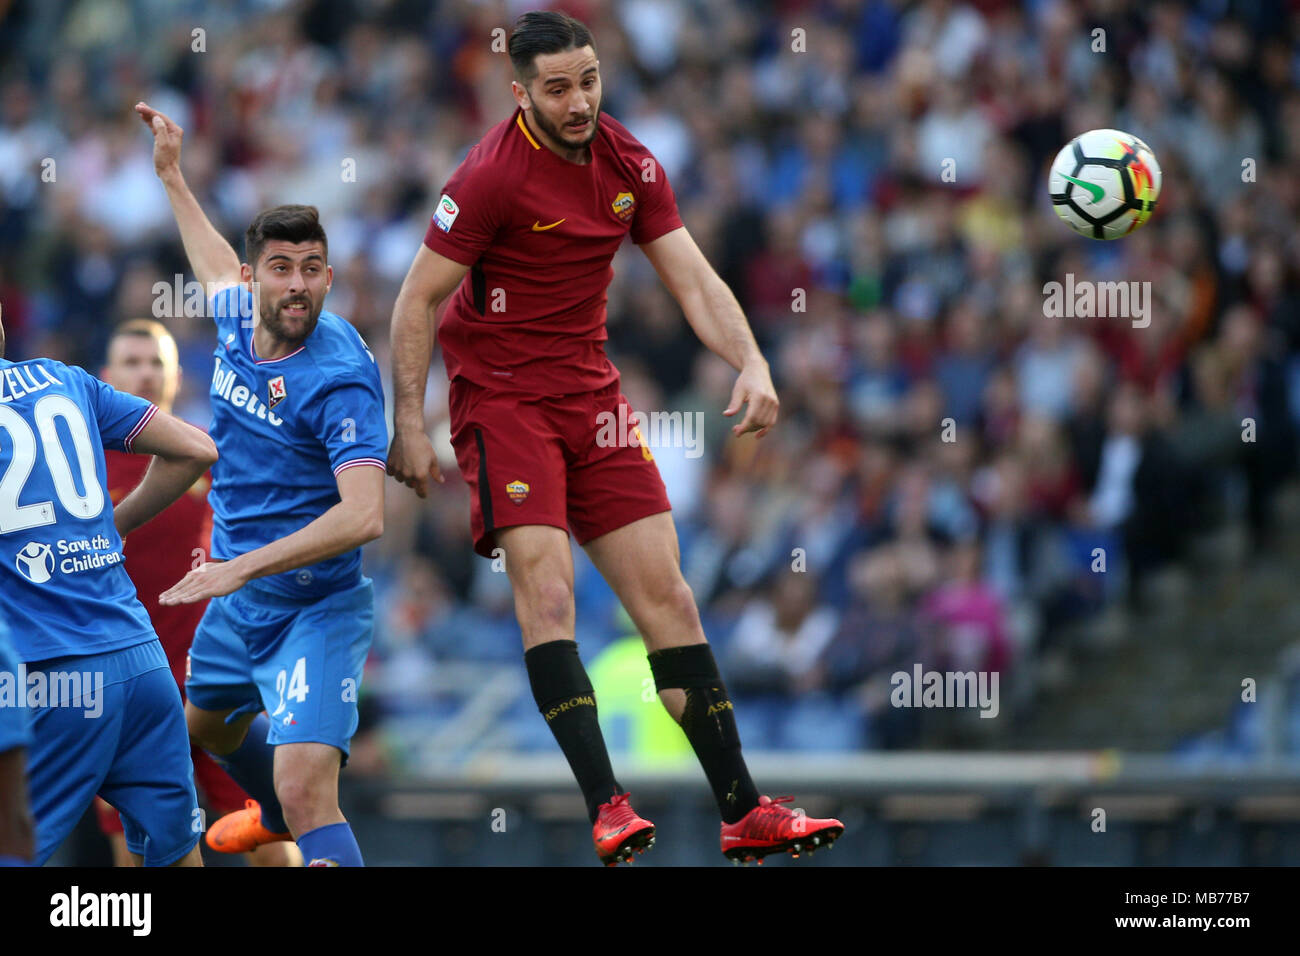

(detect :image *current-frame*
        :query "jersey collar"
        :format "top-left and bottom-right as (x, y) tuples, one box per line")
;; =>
(516, 111), (541, 150)
(250, 338), (307, 364)
(515, 108), (599, 167)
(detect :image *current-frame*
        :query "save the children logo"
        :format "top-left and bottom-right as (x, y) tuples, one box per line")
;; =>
(15, 536), (123, 583)
(15, 541), (54, 583)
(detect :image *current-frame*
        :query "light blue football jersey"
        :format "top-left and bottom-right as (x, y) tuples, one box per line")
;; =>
(206, 286), (387, 599)
(0, 358), (158, 661)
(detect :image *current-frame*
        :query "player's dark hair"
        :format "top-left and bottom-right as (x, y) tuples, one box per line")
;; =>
(509, 11), (595, 84)
(244, 204), (328, 268)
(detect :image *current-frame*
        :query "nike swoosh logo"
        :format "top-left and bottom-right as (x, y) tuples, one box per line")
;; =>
(532, 219), (565, 231)
(606, 823), (632, 838)
(722, 836), (744, 842)
(1061, 174), (1105, 204)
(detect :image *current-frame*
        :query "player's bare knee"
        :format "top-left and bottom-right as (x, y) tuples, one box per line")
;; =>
(518, 578), (574, 631)
(635, 577), (701, 634)
(275, 778), (312, 821)
(660, 578), (701, 624)
(276, 783), (338, 836)
(274, 754), (340, 835)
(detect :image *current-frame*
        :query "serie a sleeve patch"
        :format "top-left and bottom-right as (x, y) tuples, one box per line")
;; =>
(433, 193), (460, 233)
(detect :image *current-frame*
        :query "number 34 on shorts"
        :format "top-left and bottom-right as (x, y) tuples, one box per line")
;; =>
(271, 656), (310, 724)
(184, 577), (374, 755)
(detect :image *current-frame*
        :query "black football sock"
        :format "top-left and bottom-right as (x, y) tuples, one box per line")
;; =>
(648, 643), (760, 824)
(524, 640), (620, 824)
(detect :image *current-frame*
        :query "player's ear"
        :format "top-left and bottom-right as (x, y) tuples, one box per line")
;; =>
(325, 264), (333, 294)
(511, 79), (530, 111)
(240, 261), (254, 286)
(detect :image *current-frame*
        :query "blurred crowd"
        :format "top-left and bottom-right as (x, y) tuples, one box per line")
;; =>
(2, 0), (1299, 767)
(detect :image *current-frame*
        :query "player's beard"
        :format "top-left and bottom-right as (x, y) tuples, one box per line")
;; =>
(259, 291), (322, 347)
(533, 103), (601, 152)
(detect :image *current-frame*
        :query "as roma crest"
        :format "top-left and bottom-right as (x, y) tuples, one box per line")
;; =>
(611, 191), (635, 222)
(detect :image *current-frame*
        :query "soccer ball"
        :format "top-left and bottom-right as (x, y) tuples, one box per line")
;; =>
(1048, 129), (1161, 240)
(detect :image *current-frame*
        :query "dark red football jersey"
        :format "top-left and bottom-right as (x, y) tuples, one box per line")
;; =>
(106, 447), (212, 657)
(423, 108), (684, 394)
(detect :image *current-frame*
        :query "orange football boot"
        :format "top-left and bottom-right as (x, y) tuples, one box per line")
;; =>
(205, 799), (293, 854)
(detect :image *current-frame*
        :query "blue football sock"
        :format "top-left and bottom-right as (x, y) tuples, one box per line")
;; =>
(209, 713), (288, 833)
(0, 855), (31, 866)
(297, 822), (364, 867)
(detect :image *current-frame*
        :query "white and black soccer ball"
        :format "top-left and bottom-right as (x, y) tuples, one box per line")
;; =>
(1048, 129), (1162, 240)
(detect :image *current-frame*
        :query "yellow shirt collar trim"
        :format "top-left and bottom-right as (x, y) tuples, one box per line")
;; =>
(516, 112), (541, 150)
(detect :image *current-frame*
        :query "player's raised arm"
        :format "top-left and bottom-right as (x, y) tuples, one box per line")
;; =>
(159, 462), (384, 605)
(387, 244), (469, 497)
(135, 101), (242, 292)
(113, 412), (218, 538)
(639, 226), (779, 439)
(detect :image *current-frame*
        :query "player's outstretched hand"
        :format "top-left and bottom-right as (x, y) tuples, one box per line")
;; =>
(388, 427), (444, 499)
(723, 362), (779, 439)
(159, 559), (248, 606)
(134, 101), (183, 177)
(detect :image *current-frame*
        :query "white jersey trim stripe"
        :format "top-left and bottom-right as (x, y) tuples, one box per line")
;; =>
(333, 458), (386, 477)
(123, 404), (159, 453)
(252, 344), (306, 365)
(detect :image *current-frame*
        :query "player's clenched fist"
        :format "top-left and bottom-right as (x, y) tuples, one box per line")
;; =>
(134, 101), (184, 176)
(388, 427), (444, 499)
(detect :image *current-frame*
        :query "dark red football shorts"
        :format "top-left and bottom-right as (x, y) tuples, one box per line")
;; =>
(449, 377), (672, 558)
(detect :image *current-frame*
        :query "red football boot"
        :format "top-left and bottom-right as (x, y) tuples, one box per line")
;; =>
(720, 795), (844, 864)
(593, 792), (655, 866)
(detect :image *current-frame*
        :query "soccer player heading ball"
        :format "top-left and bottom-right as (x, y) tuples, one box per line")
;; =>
(388, 11), (844, 865)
